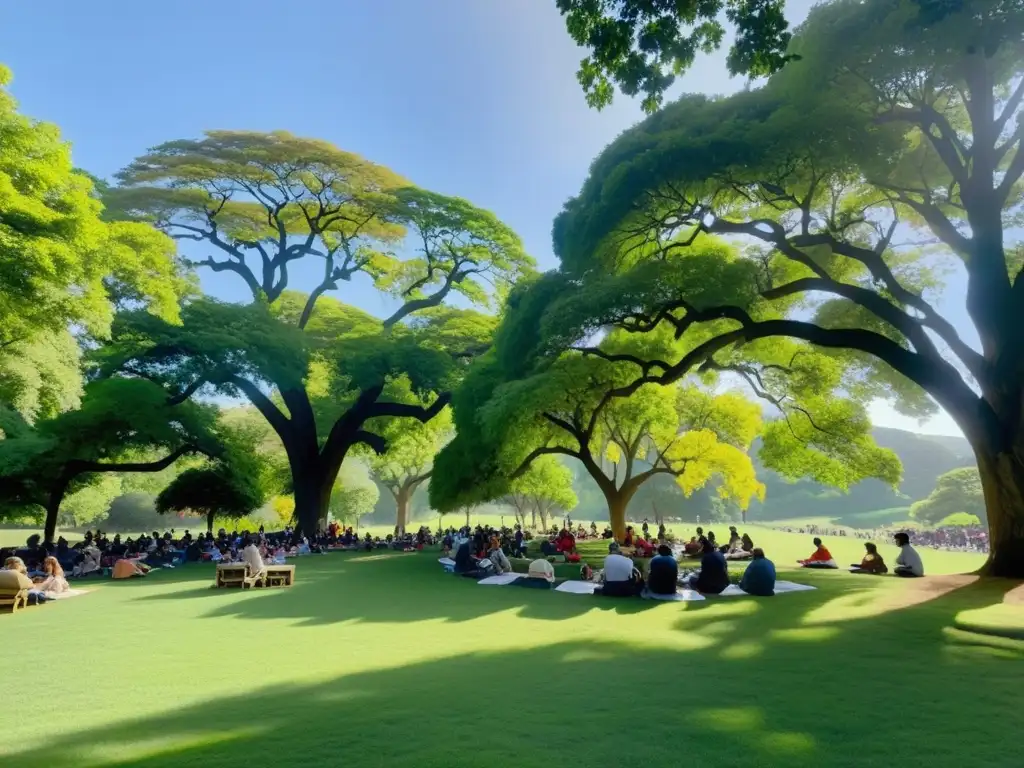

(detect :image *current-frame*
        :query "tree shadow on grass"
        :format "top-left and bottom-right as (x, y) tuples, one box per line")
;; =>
(129, 551), (673, 625)
(9, 581), (1024, 768)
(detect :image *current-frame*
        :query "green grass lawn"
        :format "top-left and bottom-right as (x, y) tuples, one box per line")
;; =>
(1, 538), (1021, 768)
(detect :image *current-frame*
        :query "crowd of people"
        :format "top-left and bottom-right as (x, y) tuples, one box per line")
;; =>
(771, 523), (988, 553)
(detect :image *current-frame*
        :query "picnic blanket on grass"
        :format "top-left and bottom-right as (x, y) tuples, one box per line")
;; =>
(478, 573), (524, 586)
(642, 588), (705, 602)
(719, 580), (816, 597)
(554, 580), (599, 595)
(48, 588), (90, 600)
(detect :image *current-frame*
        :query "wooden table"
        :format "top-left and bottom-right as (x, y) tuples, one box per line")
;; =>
(265, 565), (295, 587)
(215, 563), (247, 588)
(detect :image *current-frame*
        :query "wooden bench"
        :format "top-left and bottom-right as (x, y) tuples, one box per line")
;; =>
(265, 565), (295, 587)
(215, 563), (249, 588)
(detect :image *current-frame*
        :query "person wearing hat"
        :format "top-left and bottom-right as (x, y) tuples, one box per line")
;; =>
(512, 558), (556, 589)
(596, 542), (643, 597)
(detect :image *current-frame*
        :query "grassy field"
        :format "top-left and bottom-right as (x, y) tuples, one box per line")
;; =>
(1, 535), (1021, 768)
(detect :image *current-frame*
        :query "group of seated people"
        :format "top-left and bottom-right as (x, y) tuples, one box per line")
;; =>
(2, 553), (72, 603)
(799, 532), (925, 577)
(682, 526), (755, 560)
(593, 537), (777, 598)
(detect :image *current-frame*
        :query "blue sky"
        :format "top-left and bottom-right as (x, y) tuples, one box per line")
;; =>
(0, 0), (965, 435)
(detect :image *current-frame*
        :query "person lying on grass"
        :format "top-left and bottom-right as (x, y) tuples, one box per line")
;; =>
(893, 532), (924, 577)
(596, 542), (644, 597)
(798, 538), (838, 569)
(686, 540), (730, 595)
(850, 542), (888, 575)
(739, 548), (776, 596)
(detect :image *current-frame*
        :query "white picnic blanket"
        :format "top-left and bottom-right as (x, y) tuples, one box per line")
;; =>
(438, 557), (456, 567)
(555, 580), (599, 595)
(719, 580), (816, 597)
(48, 588), (90, 600)
(642, 588), (705, 602)
(477, 573), (523, 586)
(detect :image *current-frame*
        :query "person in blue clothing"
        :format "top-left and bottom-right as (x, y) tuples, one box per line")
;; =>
(687, 539), (729, 594)
(646, 544), (679, 595)
(739, 548), (776, 596)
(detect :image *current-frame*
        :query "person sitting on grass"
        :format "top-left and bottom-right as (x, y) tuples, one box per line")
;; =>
(72, 544), (102, 577)
(687, 540), (730, 594)
(851, 542), (888, 575)
(739, 548), (776, 596)
(646, 544), (679, 596)
(596, 542), (644, 597)
(633, 535), (655, 558)
(683, 534), (702, 557)
(797, 538), (838, 569)
(512, 558), (556, 589)
(33, 556), (69, 597)
(623, 526), (635, 547)
(488, 543), (512, 574)
(113, 557), (151, 579)
(893, 532), (924, 577)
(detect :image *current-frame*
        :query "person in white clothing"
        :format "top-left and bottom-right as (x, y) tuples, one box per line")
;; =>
(242, 536), (267, 580)
(893, 532), (924, 577)
(598, 542), (643, 597)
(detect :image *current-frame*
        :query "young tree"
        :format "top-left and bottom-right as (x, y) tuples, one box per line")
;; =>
(556, 0), (793, 113)
(366, 390), (452, 533)
(509, 455), (578, 531)
(911, 467), (986, 526)
(156, 463), (265, 533)
(329, 461), (380, 529)
(105, 131), (531, 536)
(555, 0), (1024, 575)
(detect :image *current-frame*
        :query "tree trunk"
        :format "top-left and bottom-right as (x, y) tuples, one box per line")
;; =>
(43, 472), (73, 544)
(975, 446), (1024, 578)
(395, 486), (411, 534)
(741, 509), (747, 525)
(292, 462), (332, 538)
(608, 495), (628, 542)
(207, 510), (215, 533)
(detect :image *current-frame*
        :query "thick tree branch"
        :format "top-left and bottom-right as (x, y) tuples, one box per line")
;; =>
(225, 374), (292, 438)
(354, 430), (387, 455)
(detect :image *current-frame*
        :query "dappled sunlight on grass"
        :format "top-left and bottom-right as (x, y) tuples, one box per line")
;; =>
(770, 626), (840, 642)
(696, 706), (816, 758)
(3, 549), (1020, 768)
(802, 575), (977, 625)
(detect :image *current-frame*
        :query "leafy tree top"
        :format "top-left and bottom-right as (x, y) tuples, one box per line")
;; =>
(0, 65), (187, 347)
(108, 130), (534, 327)
(910, 466), (985, 525)
(551, 0), (1024, 456)
(557, 0), (794, 113)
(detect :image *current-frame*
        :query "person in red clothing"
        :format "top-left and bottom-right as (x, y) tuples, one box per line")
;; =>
(633, 536), (655, 557)
(555, 529), (576, 555)
(798, 537), (838, 569)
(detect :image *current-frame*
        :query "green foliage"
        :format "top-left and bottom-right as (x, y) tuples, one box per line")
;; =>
(329, 461), (380, 525)
(508, 455), (578, 524)
(0, 330), (82, 422)
(156, 464), (265, 528)
(911, 467), (986, 525)
(556, 0), (793, 113)
(0, 64), (186, 347)
(938, 512), (983, 527)
(60, 475), (122, 527)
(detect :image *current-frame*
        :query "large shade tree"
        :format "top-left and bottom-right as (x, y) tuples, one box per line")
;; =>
(555, 0), (1024, 576)
(911, 466), (986, 526)
(431, 274), (867, 540)
(104, 131), (532, 535)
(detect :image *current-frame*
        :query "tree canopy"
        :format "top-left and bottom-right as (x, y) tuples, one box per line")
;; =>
(555, 0), (1024, 575)
(103, 130), (531, 535)
(556, 0), (793, 113)
(911, 466), (986, 526)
